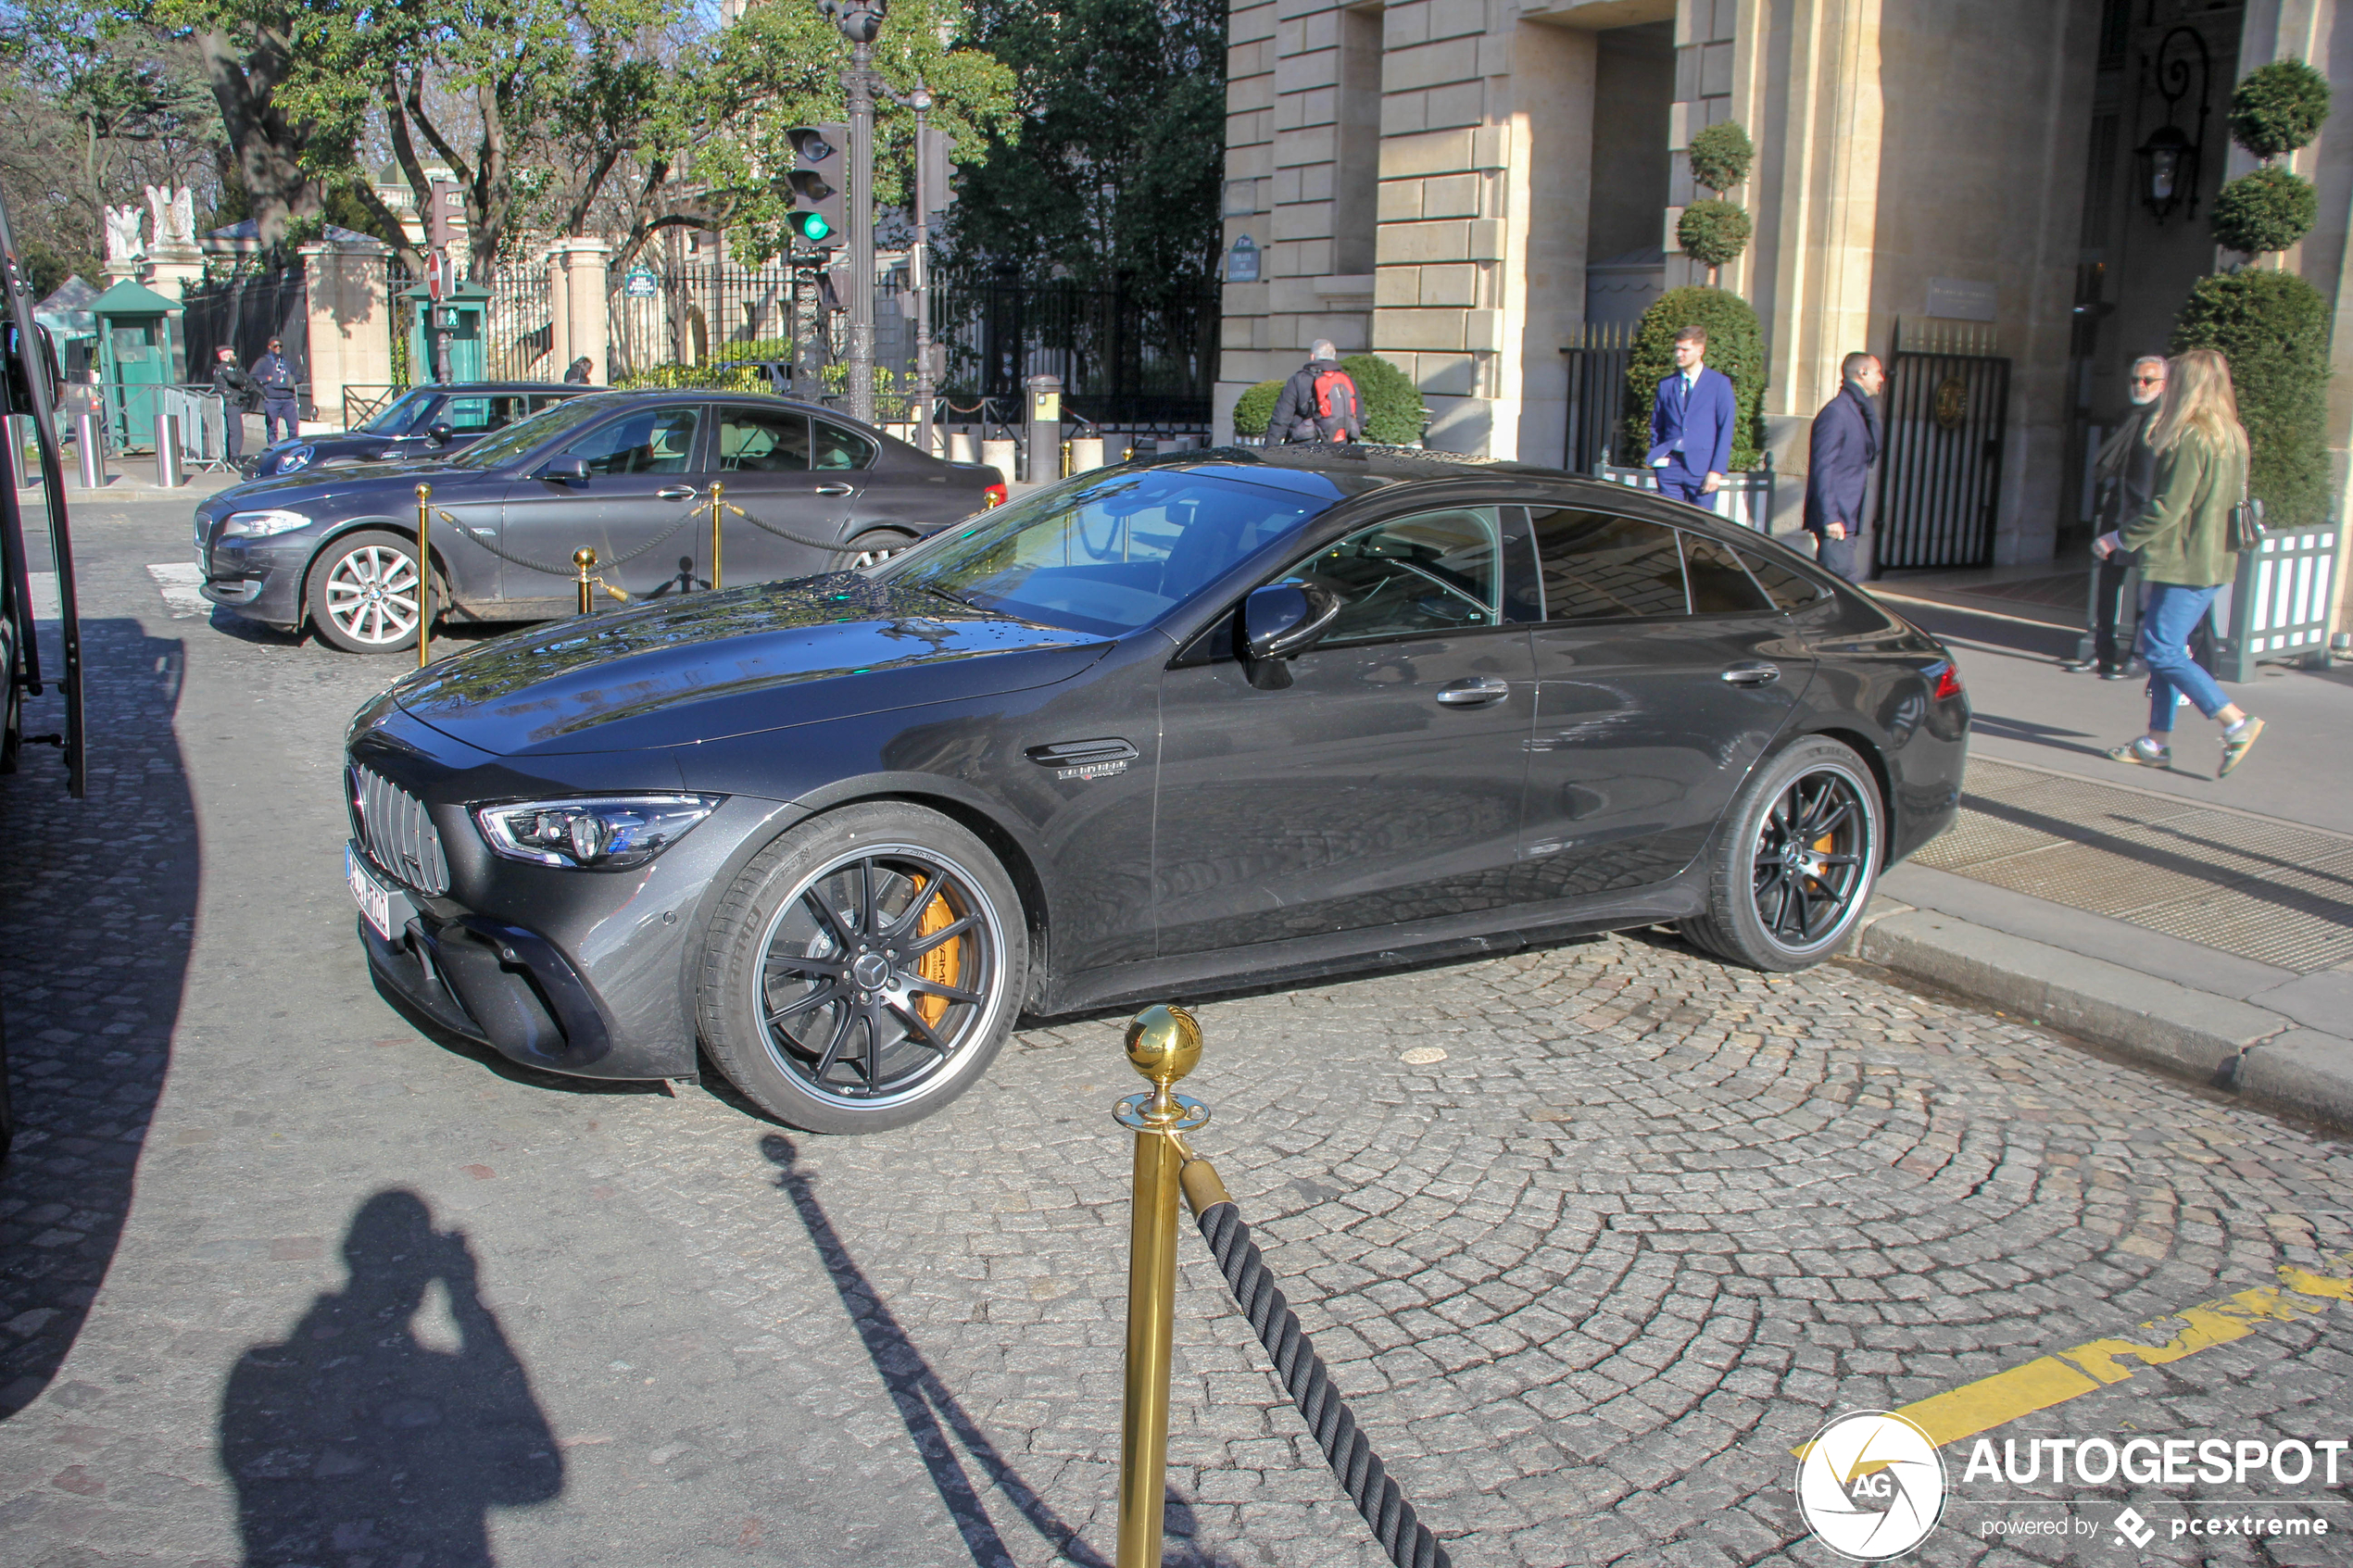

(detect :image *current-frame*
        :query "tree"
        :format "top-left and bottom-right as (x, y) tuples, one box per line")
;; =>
(1677, 120), (1753, 282)
(2173, 268), (2332, 530)
(2211, 57), (2331, 260)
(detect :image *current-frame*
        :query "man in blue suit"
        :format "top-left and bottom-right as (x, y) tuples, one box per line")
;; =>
(1646, 324), (1737, 506)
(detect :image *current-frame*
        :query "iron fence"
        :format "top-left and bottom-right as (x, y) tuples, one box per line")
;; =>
(1876, 321), (2010, 571)
(933, 270), (1219, 428)
(182, 264), (309, 408)
(1558, 322), (1636, 474)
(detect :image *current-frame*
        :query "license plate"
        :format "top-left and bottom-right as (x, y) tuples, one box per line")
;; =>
(346, 841), (410, 942)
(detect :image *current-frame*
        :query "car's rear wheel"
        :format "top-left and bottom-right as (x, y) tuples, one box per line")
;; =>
(1680, 736), (1881, 972)
(834, 529), (918, 571)
(697, 801), (1026, 1134)
(308, 529), (438, 655)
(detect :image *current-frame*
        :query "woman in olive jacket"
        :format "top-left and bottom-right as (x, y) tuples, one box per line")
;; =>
(2094, 347), (2264, 776)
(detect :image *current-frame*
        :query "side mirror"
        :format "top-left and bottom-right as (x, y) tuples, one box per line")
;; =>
(537, 456), (591, 484)
(1239, 583), (1340, 688)
(427, 422), (455, 446)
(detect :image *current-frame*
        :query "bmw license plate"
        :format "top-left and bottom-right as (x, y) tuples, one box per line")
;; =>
(346, 841), (412, 942)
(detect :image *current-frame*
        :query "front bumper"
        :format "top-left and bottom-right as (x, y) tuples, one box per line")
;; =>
(200, 533), (314, 625)
(362, 901), (626, 1073)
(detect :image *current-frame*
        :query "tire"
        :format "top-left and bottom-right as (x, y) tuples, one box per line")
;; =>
(307, 529), (437, 655)
(1680, 735), (1882, 972)
(697, 801), (1028, 1134)
(833, 529), (918, 571)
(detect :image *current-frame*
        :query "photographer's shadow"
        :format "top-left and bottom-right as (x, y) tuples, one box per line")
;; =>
(218, 1190), (560, 1566)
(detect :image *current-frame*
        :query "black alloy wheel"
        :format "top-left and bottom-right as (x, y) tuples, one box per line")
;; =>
(1681, 735), (1881, 972)
(698, 802), (1026, 1134)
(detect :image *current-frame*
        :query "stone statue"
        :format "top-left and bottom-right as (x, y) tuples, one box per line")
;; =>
(104, 204), (146, 264)
(170, 185), (196, 248)
(144, 184), (197, 251)
(145, 185), (170, 249)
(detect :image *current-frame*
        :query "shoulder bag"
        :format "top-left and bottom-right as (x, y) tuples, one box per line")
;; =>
(2227, 455), (2266, 553)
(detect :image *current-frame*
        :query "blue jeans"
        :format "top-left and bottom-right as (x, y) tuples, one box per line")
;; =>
(2139, 583), (2230, 732)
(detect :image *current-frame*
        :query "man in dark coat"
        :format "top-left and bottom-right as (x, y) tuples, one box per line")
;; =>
(252, 336), (301, 445)
(1646, 325), (1738, 507)
(564, 356), (594, 384)
(1267, 340), (1363, 444)
(2069, 356), (2166, 678)
(1803, 352), (1884, 582)
(210, 345), (258, 467)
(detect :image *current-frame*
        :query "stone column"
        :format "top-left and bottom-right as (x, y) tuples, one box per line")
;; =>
(549, 237), (611, 384)
(297, 240), (393, 430)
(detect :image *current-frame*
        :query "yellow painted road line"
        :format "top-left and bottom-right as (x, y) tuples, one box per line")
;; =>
(1794, 1254), (2353, 1457)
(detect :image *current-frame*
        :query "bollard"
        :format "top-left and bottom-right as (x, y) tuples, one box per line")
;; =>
(1026, 373), (1062, 485)
(414, 484), (434, 668)
(949, 429), (979, 464)
(74, 409), (104, 489)
(1114, 1005), (1210, 1568)
(153, 413), (183, 488)
(574, 546), (598, 616)
(1070, 435), (1105, 474)
(981, 437), (1019, 490)
(709, 480), (724, 592)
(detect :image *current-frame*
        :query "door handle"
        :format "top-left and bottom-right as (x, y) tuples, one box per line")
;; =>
(813, 483), (857, 496)
(1435, 676), (1512, 707)
(657, 485), (698, 501)
(1720, 662), (1781, 686)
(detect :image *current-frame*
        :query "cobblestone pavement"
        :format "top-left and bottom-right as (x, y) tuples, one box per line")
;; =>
(3, 501), (2351, 1567)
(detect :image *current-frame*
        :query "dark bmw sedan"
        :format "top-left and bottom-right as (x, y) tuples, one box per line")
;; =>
(342, 447), (1968, 1134)
(200, 390), (1007, 653)
(247, 382), (590, 479)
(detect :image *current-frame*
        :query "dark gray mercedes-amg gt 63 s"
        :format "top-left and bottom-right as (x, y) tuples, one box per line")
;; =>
(342, 446), (1969, 1133)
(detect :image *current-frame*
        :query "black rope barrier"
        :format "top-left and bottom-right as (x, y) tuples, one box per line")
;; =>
(1189, 1183), (1453, 1568)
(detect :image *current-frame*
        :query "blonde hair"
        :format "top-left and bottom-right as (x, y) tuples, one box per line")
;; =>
(2147, 348), (2247, 458)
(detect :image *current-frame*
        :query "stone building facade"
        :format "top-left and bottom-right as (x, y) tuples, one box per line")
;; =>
(1218, 0), (2353, 598)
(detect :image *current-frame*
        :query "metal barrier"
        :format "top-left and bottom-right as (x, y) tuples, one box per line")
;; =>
(2218, 524), (2339, 681)
(158, 386), (229, 470)
(1114, 1007), (1453, 1568)
(346, 384), (403, 431)
(1594, 458), (1779, 532)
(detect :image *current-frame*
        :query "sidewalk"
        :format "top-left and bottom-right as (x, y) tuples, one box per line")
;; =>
(1852, 564), (2353, 1133)
(20, 470), (246, 501)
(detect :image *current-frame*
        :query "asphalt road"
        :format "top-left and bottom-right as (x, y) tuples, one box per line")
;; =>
(3, 496), (2351, 1567)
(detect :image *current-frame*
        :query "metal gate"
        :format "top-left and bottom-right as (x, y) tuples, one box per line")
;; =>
(1876, 321), (2009, 570)
(1557, 321), (1634, 473)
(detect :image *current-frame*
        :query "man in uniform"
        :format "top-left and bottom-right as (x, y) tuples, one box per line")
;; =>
(252, 337), (301, 446)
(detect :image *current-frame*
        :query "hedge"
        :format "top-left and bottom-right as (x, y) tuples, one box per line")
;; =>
(2171, 267), (2333, 530)
(1233, 378), (1281, 440)
(1616, 286), (1769, 471)
(1232, 355), (1428, 445)
(612, 362), (773, 393)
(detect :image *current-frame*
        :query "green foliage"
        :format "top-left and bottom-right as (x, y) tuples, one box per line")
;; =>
(1676, 200), (1753, 270)
(819, 361), (912, 421)
(1617, 286), (1769, 471)
(1233, 378), (1281, 440)
(2171, 267), (2334, 530)
(1341, 353), (1428, 445)
(613, 361), (774, 393)
(2229, 59), (2331, 160)
(2212, 165), (2318, 255)
(1686, 120), (1754, 195)
(714, 337), (794, 363)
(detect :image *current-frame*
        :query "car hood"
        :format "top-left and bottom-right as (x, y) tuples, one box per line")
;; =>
(208, 458), (457, 510)
(386, 574), (1114, 757)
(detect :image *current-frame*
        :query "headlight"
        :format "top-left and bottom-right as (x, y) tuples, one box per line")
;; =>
(474, 795), (723, 870)
(277, 445), (314, 473)
(220, 508), (313, 537)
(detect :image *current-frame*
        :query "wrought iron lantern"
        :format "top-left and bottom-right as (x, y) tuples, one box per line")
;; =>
(2134, 26), (2209, 222)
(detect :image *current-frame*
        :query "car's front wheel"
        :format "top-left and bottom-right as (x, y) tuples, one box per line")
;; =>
(697, 801), (1027, 1134)
(308, 529), (438, 655)
(1680, 735), (1882, 972)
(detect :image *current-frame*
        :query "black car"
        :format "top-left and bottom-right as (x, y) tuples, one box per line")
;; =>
(248, 382), (591, 479)
(199, 390), (1009, 653)
(342, 447), (1968, 1135)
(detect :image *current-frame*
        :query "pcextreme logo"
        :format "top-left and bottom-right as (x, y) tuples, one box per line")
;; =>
(1794, 1411), (1949, 1561)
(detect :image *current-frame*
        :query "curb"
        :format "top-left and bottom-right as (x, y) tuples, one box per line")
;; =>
(1853, 902), (2353, 1135)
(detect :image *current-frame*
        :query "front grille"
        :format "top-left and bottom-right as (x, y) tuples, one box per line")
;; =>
(350, 763), (452, 896)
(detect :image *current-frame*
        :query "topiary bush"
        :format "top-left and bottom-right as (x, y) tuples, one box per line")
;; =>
(1687, 120), (1754, 195)
(1341, 353), (1428, 445)
(1616, 286), (1769, 471)
(1233, 377), (1282, 439)
(1677, 200), (1753, 270)
(2171, 267), (2333, 530)
(613, 362), (774, 393)
(2229, 59), (2331, 161)
(2212, 163), (2319, 255)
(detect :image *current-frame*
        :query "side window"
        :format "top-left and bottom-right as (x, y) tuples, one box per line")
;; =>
(561, 406), (703, 476)
(1681, 533), (1775, 613)
(1286, 506), (1501, 646)
(812, 421), (877, 470)
(717, 407), (811, 472)
(403, 396), (447, 434)
(1528, 508), (1688, 620)
(1733, 546), (1830, 612)
(438, 395), (522, 434)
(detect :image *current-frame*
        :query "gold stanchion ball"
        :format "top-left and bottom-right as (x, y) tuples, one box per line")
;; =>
(573, 546), (598, 571)
(1125, 1004), (1202, 1088)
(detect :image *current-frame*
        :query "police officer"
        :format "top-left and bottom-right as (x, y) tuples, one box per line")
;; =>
(210, 346), (258, 467)
(252, 336), (301, 445)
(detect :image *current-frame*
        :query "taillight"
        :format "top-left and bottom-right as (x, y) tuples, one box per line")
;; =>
(983, 482), (1007, 508)
(1925, 659), (1965, 702)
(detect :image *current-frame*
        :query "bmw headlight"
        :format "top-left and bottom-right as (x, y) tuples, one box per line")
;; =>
(474, 795), (723, 870)
(221, 508), (313, 537)
(277, 445), (315, 473)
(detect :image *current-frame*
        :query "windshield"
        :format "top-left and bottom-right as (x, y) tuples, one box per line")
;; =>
(447, 396), (616, 470)
(358, 389), (439, 435)
(877, 467), (1331, 636)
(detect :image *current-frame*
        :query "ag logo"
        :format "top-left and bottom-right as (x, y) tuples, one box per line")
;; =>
(1793, 1411), (1947, 1561)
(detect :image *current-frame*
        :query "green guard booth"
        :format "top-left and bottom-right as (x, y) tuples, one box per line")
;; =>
(400, 280), (492, 384)
(94, 279), (185, 451)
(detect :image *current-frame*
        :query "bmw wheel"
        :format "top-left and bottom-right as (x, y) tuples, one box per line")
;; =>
(834, 529), (918, 571)
(308, 529), (436, 655)
(1681, 736), (1881, 972)
(698, 801), (1027, 1134)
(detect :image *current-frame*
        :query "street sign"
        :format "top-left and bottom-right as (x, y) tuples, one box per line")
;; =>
(623, 266), (659, 298)
(424, 248), (447, 302)
(1227, 234), (1259, 283)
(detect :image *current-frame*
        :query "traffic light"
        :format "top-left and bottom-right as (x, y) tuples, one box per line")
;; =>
(783, 125), (848, 248)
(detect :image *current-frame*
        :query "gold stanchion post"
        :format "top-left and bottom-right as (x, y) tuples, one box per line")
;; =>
(709, 480), (724, 591)
(413, 483), (433, 668)
(1114, 1005), (1209, 1568)
(573, 546), (598, 617)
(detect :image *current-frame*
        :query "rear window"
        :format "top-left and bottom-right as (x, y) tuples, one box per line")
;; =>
(1732, 545), (1829, 610)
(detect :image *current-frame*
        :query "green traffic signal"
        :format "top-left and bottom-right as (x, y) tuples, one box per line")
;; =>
(791, 211), (834, 242)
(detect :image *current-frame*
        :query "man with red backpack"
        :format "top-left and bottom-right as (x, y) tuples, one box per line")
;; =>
(1268, 340), (1365, 444)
